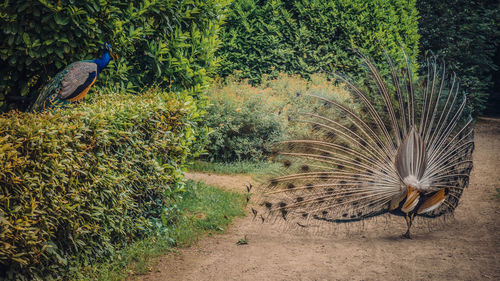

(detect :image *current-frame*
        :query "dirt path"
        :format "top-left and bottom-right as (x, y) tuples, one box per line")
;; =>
(184, 172), (254, 193)
(139, 119), (500, 281)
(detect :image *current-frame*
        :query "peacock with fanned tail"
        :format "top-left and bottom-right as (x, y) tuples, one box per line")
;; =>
(30, 43), (118, 111)
(252, 52), (474, 238)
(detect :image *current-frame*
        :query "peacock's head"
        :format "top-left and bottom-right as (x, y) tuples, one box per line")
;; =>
(104, 43), (118, 61)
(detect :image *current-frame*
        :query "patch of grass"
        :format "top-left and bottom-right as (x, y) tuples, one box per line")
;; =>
(236, 235), (248, 245)
(189, 160), (280, 175)
(77, 180), (246, 281)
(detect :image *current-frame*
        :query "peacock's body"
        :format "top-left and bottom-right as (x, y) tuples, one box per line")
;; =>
(31, 43), (117, 111)
(253, 53), (474, 238)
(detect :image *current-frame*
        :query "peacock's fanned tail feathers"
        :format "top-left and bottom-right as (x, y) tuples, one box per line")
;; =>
(253, 53), (474, 231)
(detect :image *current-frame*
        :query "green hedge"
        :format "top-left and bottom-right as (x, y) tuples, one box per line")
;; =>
(0, 89), (202, 280)
(0, 0), (230, 111)
(217, 0), (420, 84)
(417, 0), (500, 116)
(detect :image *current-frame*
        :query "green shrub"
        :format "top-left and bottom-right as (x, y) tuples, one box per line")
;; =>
(203, 81), (284, 162)
(201, 73), (352, 162)
(0, 88), (202, 280)
(0, 0), (230, 111)
(218, 0), (420, 84)
(417, 0), (500, 116)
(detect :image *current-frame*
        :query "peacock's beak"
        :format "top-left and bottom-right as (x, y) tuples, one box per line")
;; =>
(110, 51), (118, 61)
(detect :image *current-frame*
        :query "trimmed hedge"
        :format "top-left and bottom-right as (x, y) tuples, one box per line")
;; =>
(417, 0), (500, 116)
(218, 0), (420, 84)
(0, 0), (230, 111)
(0, 89), (202, 280)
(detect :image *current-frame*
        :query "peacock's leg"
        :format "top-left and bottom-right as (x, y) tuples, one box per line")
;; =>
(401, 213), (415, 239)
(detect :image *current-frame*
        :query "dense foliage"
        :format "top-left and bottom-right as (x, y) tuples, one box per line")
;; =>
(417, 0), (500, 116)
(217, 0), (420, 84)
(0, 0), (232, 278)
(0, 89), (202, 280)
(201, 73), (352, 162)
(0, 0), (230, 111)
(203, 76), (284, 162)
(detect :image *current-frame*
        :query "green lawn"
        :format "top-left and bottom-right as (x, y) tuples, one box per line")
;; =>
(189, 160), (280, 175)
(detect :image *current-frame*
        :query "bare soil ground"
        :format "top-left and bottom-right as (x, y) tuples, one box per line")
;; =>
(138, 119), (500, 281)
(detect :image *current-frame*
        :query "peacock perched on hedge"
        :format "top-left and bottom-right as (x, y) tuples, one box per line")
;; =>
(252, 52), (474, 238)
(30, 43), (118, 111)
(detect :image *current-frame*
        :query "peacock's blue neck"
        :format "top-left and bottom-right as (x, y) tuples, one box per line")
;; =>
(93, 51), (111, 75)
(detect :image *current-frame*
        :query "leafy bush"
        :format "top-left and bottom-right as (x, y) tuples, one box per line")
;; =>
(203, 78), (284, 162)
(201, 73), (352, 162)
(417, 0), (500, 116)
(0, 0), (230, 111)
(0, 88), (203, 280)
(217, 0), (420, 84)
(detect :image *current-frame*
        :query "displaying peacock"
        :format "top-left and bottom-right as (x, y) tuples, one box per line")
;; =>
(252, 52), (474, 238)
(30, 43), (118, 111)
